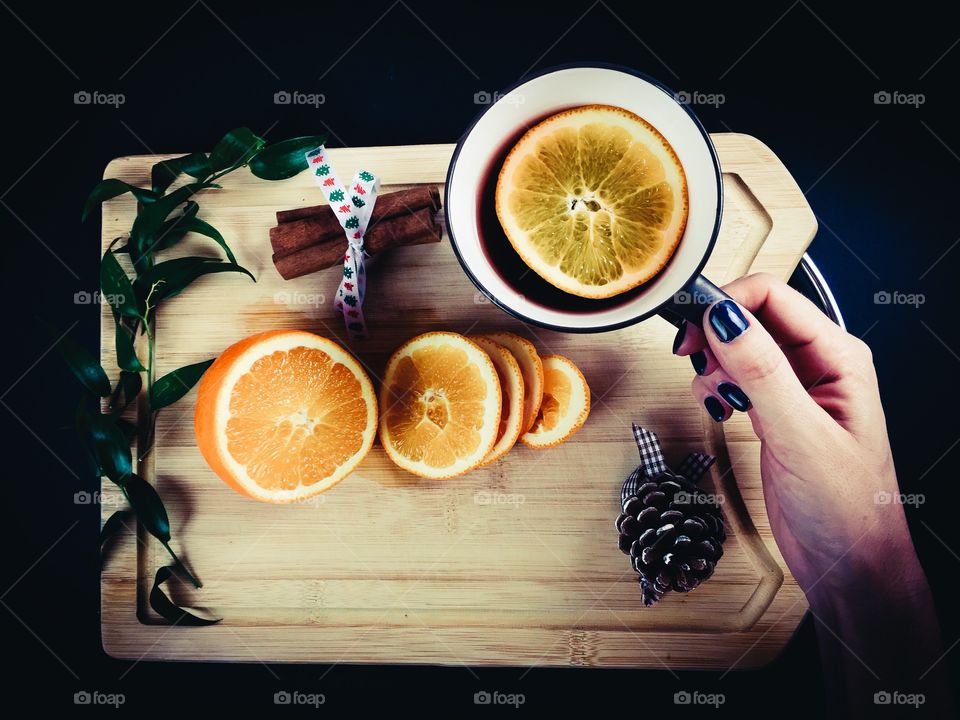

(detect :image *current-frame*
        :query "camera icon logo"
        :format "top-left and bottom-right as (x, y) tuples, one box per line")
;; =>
(74, 490), (93, 505)
(474, 690), (492, 704)
(874, 691), (892, 704)
(874, 91), (891, 105)
(274, 91), (292, 105)
(74, 91), (91, 105)
(675, 91), (692, 104)
(473, 91), (492, 105)
(74, 691), (92, 704)
(674, 691), (692, 704)
(873, 290), (891, 304)
(874, 490), (892, 505)
(274, 690), (292, 705)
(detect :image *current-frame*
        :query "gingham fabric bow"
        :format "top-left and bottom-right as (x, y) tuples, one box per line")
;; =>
(621, 424), (716, 503)
(304, 145), (379, 340)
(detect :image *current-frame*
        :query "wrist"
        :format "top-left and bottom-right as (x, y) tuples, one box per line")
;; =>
(806, 528), (927, 620)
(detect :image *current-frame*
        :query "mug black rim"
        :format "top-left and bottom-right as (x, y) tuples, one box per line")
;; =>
(443, 61), (725, 334)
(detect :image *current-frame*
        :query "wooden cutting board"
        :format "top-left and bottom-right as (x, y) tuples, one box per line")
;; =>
(99, 135), (816, 668)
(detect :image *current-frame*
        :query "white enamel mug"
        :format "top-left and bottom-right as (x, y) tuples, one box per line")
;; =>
(444, 63), (726, 333)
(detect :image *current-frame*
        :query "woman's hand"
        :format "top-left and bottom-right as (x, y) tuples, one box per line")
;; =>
(673, 273), (950, 717)
(673, 272), (905, 594)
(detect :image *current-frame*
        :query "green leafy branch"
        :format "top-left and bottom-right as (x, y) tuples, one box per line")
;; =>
(62, 128), (325, 622)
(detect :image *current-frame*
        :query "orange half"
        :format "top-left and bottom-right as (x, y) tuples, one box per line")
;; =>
(194, 330), (377, 503)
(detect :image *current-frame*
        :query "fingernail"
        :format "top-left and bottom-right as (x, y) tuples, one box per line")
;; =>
(718, 382), (751, 411)
(709, 300), (750, 343)
(704, 396), (726, 422)
(691, 351), (708, 375)
(672, 320), (687, 354)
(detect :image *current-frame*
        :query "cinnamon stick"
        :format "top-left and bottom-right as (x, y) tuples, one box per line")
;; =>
(271, 186), (440, 256)
(273, 207), (441, 280)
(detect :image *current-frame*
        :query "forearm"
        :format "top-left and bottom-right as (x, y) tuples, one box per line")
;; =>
(807, 539), (952, 718)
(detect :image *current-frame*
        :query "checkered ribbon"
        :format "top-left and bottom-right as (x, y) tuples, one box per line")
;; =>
(621, 424), (716, 504)
(304, 145), (379, 340)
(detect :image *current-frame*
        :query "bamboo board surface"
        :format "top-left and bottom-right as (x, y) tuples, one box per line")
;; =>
(100, 135), (816, 668)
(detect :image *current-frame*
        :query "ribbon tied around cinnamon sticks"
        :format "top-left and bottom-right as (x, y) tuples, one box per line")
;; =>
(271, 149), (443, 340)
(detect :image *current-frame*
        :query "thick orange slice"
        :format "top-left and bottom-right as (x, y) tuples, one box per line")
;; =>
(379, 332), (501, 479)
(521, 355), (590, 448)
(194, 330), (377, 503)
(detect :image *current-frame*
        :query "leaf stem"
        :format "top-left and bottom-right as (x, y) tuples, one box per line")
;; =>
(161, 541), (202, 589)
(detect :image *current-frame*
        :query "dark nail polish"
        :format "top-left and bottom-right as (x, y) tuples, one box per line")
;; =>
(691, 351), (708, 375)
(704, 396), (726, 422)
(672, 320), (687, 354)
(709, 300), (750, 343)
(718, 382), (751, 411)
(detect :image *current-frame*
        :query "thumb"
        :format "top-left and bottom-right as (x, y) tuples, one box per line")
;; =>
(702, 299), (827, 440)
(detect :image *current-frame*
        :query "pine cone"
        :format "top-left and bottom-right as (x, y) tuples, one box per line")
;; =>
(616, 470), (726, 606)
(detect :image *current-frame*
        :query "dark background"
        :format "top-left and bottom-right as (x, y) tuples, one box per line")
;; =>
(1, 0), (958, 714)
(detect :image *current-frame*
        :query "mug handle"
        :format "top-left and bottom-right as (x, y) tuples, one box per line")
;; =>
(656, 274), (730, 328)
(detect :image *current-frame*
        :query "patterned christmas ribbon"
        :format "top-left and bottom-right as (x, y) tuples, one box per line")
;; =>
(304, 145), (379, 340)
(621, 423), (716, 503)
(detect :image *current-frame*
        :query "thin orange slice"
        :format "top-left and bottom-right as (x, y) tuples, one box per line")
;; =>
(379, 332), (501, 479)
(468, 335), (525, 465)
(480, 331), (543, 435)
(194, 330), (377, 503)
(521, 355), (590, 449)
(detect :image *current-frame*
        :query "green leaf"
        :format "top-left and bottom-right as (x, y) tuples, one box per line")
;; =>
(52, 327), (111, 397)
(149, 566), (220, 626)
(100, 509), (132, 552)
(129, 182), (217, 269)
(82, 179), (158, 222)
(123, 473), (170, 542)
(114, 320), (145, 372)
(110, 370), (142, 415)
(76, 404), (133, 483)
(149, 359), (214, 411)
(134, 257), (254, 306)
(151, 201), (200, 253)
(176, 218), (237, 263)
(115, 417), (138, 444)
(151, 152), (212, 194)
(150, 205), (236, 264)
(248, 135), (327, 180)
(100, 252), (142, 318)
(209, 127), (265, 172)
